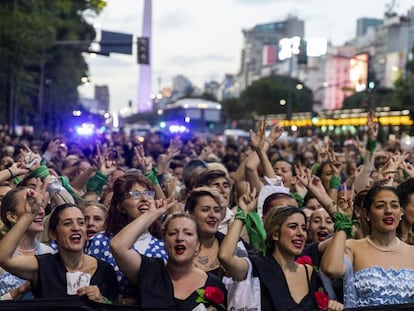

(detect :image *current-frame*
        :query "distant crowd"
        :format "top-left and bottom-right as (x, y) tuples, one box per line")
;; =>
(0, 114), (414, 310)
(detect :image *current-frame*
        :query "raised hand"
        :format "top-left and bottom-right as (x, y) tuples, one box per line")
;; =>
(327, 149), (342, 177)
(401, 160), (414, 178)
(249, 119), (266, 151)
(354, 136), (366, 155)
(238, 183), (257, 214)
(20, 144), (41, 171)
(24, 188), (42, 216)
(316, 143), (329, 163)
(46, 138), (62, 155)
(97, 146), (117, 176)
(267, 121), (284, 145)
(134, 144), (152, 173)
(337, 183), (354, 218)
(154, 197), (176, 217)
(8, 161), (29, 178)
(367, 111), (378, 139)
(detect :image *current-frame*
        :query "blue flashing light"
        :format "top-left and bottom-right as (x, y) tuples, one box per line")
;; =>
(75, 123), (95, 136)
(96, 126), (106, 134)
(73, 110), (82, 117)
(159, 121), (166, 128)
(184, 117), (190, 123)
(169, 125), (188, 134)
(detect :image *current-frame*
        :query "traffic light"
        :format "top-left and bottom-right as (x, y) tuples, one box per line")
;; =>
(137, 37), (150, 65)
(367, 54), (377, 90)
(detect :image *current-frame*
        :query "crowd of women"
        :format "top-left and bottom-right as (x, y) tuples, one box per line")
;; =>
(0, 112), (414, 310)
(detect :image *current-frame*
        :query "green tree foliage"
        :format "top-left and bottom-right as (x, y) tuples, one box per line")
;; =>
(0, 0), (106, 133)
(342, 87), (396, 110)
(222, 97), (246, 123)
(240, 75), (312, 116)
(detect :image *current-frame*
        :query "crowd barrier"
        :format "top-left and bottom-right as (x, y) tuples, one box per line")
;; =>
(346, 304), (414, 311)
(1, 298), (414, 310)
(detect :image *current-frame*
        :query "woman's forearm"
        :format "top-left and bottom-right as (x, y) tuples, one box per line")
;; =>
(320, 230), (347, 279)
(111, 212), (159, 252)
(218, 218), (248, 281)
(0, 214), (33, 264)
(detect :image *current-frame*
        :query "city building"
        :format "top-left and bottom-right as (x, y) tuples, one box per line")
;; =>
(356, 18), (383, 37)
(238, 16), (304, 90)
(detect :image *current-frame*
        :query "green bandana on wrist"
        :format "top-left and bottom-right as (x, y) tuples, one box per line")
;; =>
(235, 206), (266, 255)
(333, 212), (358, 239)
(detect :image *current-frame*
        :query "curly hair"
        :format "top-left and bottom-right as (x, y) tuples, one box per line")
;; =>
(105, 174), (161, 238)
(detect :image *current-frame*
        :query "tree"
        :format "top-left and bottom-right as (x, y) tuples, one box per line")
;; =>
(240, 75), (312, 116)
(221, 97), (246, 125)
(0, 0), (106, 134)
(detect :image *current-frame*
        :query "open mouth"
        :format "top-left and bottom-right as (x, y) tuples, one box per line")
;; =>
(138, 204), (149, 212)
(292, 239), (303, 249)
(317, 231), (329, 241)
(33, 218), (44, 224)
(174, 245), (186, 255)
(206, 220), (217, 227)
(383, 217), (394, 225)
(70, 234), (82, 243)
(87, 229), (96, 237)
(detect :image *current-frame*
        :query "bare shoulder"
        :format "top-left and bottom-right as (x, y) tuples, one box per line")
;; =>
(345, 238), (367, 259)
(399, 240), (414, 253)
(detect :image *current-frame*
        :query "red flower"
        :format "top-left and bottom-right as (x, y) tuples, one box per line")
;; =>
(314, 289), (329, 310)
(204, 286), (224, 305)
(295, 255), (313, 265)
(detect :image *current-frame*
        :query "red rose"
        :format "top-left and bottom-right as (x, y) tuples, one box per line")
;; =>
(295, 255), (313, 265)
(204, 286), (224, 305)
(314, 290), (329, 310)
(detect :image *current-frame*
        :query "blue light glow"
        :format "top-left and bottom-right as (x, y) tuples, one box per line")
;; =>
(75, 123), (95, 136)
(169, 125), (188, 133)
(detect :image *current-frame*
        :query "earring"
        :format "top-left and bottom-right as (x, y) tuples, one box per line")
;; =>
(366, 217), (370, 222)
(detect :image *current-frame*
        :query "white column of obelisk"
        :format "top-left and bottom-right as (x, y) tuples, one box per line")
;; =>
(137, 0), (152, 112)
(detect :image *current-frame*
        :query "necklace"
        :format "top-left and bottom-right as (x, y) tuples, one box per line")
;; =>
(366, 236), (400, 252)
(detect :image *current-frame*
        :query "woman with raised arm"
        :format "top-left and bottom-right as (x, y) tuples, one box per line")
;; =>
(85, 173), (167, 303)
(321, 185), (414, 308)
(219, 185), (342, 310)
(353, 111), (378, 193)
(110, 200), (227, 310)
(0, 190), (118, 303)
(0, 183), (54, 300)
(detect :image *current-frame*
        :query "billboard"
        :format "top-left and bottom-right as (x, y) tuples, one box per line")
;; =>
(349, 53), (368, 92)
(262, 45), (277, 66)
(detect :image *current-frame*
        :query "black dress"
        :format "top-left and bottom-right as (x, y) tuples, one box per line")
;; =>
(31, 253), (119, 301)
(137, 256), (227, 310)
(250, 253), (326, 310)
